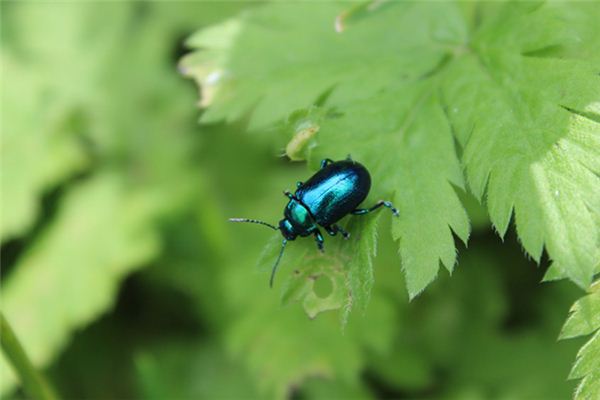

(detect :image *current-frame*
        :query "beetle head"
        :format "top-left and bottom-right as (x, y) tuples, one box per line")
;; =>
(278, 219), (297, 240)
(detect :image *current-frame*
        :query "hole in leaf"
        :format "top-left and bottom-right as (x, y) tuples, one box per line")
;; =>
(313, 275), (333, 298)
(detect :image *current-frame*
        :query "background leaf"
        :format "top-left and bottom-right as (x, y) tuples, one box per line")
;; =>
(0, 1), (244, 395)
(1, 173), (161, 392)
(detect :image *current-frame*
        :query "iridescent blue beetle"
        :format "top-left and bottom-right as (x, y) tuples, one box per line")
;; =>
(230, 157), (399, 287)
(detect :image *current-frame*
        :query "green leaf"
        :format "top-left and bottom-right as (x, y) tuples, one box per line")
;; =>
(570, 332), (600, 393)
(184, 2), (470, 299)
(316, 85), (470, 298)
(206, 163), (399, 397)
(135, 342), (263, 400)
(560, 280), (600, 400)
(277, 107), (329, 162)
(184, 1), (600, 298)
(0, 173), (161, 394)
(561, 282), (600, 340)
(257, 212), (381, 319)
(226, 285), (397, 398)
(1, 49), (88, 242)
(442, 3), (600, 289)
(299, 378), (373, 400)
(0, 2), (236, 394)
(280, 252), (348, 320)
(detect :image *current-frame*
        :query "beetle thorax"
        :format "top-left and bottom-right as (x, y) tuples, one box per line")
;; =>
(281, 199), (316, 238)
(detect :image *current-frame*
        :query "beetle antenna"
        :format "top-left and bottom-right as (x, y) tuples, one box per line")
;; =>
(229, 218), (278, 231)
(270, 239), (287, 288)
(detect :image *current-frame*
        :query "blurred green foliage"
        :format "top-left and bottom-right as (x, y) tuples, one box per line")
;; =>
(0, 1), (597, 399)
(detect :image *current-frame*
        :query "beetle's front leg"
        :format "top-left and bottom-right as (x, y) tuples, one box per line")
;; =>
(325, 224), (350, 240)
(352, 200), (399, 217)
(314, 230), (325, 252)
(283, 190), (296, 200)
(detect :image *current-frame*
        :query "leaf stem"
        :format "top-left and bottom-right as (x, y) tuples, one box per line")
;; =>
(0, 312), (58, 400)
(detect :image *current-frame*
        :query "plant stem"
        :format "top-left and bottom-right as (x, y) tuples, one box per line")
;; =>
(0, 312), (58, 400)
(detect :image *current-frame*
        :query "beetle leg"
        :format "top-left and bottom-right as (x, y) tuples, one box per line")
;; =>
(352, 200), (399, 217)
(320, 158), (335, 169)
(337, 225), (350, 239)
(314, 230), (325, 252)
(325, 224), (350, 240)
(296, 181), (303, 188)
(283, 190), (296, 200)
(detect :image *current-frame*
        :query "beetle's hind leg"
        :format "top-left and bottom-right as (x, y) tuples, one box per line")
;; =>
(352, 200), (399, 217)
(325, 224), (350, 240)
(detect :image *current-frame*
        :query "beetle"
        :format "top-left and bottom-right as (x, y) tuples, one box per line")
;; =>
(230, 157), (399, 287)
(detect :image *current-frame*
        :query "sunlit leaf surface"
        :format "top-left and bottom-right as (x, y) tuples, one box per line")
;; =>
(561, 280), (600, 400)
(183, 2), (600, 299)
